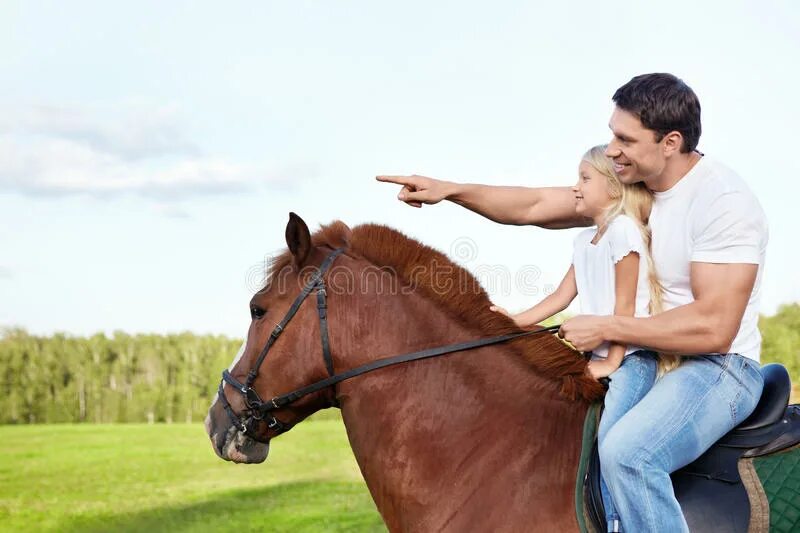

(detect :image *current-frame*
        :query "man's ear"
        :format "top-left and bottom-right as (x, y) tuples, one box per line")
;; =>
(285, 212), (311, 268)
(662, 130), (684, 157)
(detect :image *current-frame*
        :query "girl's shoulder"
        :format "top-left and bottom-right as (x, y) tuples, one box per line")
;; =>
(608, 213), (641, 232)
(607, 214), (645, 240)
(606, 215), (646, 262)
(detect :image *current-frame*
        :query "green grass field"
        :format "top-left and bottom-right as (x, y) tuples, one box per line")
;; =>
(6, 403), (798, 533)
(0, 415), (386, 532)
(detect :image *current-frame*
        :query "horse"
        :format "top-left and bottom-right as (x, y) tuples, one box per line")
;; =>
(205, 212), (604, 532)
(205, 213), (800, 532)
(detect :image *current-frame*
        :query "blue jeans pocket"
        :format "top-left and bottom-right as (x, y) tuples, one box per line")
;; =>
(741, 358), (764, 394)
(725, 355), (764, 425)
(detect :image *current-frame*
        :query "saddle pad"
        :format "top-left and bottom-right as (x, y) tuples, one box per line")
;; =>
(752, 444), (800, 533)
(575, 402), (602, 533)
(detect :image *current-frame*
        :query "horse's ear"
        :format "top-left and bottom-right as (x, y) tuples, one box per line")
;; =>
(285, 212), (311, 267)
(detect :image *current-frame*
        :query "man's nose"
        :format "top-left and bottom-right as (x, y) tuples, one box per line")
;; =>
(605, 141), (621, 157)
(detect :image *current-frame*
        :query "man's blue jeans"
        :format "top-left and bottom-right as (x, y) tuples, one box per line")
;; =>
(599, 353), (764, 533)
(596, 351), (659, 532)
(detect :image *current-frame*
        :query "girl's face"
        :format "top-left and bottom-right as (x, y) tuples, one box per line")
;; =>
(573, 161), (614, 221)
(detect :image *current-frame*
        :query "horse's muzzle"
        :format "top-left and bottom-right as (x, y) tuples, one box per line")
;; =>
(206, 403), (270, 464)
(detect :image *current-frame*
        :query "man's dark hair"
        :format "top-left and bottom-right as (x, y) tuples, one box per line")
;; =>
(612, 73), (701, 153)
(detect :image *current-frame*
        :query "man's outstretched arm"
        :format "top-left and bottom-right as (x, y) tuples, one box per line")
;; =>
(376, 174), (591, 229)
(561, 262), (758, 355)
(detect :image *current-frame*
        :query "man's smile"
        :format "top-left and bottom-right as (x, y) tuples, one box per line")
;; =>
(613, 161), (631, 173)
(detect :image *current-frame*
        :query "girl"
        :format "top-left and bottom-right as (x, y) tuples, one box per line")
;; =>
(490, 144), (680, 532)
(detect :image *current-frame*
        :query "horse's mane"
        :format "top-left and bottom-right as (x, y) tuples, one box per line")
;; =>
(269, 220), (604, 403)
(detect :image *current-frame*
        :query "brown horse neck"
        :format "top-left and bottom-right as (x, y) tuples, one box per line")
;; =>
(329, 283), (587, 532)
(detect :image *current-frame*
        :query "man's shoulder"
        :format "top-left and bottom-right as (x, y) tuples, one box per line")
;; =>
(689, 158), (769, 246)
(680, 157), (764, 223)
(696, 157), (757, 199)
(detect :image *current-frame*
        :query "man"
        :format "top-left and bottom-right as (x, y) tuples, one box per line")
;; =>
(376, 73), (768, 532)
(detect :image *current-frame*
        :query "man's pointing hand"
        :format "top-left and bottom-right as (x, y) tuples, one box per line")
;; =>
(376, 174), (454, 208)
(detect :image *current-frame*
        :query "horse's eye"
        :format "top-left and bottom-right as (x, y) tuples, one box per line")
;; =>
(250, 306), (266, 320)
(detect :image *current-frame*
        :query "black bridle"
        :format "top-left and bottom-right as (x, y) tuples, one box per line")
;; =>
(217, 247), (562, 443)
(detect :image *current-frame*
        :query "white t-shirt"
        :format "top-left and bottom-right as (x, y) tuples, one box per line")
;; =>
(573, 214), (651, 358)
(650, 156), (768, 361)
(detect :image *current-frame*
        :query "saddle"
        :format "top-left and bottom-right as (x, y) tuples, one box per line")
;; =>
(578, 363), (800, 533)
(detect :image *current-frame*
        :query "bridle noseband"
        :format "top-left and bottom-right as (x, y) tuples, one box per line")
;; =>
(217, 247), (562, 443)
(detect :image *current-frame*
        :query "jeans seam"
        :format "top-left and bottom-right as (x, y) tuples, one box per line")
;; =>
(714, 354), (733, 385)
(730, 389), (741, 423)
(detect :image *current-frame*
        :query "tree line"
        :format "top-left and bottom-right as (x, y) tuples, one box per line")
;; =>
(1, 303), (798, 424)
(0, 329), (240, 424)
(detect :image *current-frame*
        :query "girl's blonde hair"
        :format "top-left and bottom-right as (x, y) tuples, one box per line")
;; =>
(582, 145), (681, 377)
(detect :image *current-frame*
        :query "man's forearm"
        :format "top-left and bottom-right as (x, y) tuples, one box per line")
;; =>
(446, 183), (589, 228)
(607, 301), (731, 355)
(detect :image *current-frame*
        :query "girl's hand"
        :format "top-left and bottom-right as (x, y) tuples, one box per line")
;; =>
(489, 305), (512, 318)
(586, 360), (618, 380)
(489, 305), (524, 327)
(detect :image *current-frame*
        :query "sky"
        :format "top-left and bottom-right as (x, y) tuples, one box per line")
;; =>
(1, 1), (798, 339)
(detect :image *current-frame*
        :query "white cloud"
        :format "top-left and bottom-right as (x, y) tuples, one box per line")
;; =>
(0, 104), (200, 160)
(0, 104), (304, 199)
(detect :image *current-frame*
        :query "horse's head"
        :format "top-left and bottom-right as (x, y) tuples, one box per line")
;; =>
(205, 212), (348, 463)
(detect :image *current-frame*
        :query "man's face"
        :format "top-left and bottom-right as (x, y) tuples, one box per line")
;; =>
(605, 106), (666, 185)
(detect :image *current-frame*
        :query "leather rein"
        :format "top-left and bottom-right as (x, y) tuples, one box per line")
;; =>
(217, 247), (562, 442)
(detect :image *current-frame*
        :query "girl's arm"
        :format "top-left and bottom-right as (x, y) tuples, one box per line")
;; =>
(491, 265), (577, 327)
(587, 252), (640, 379)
